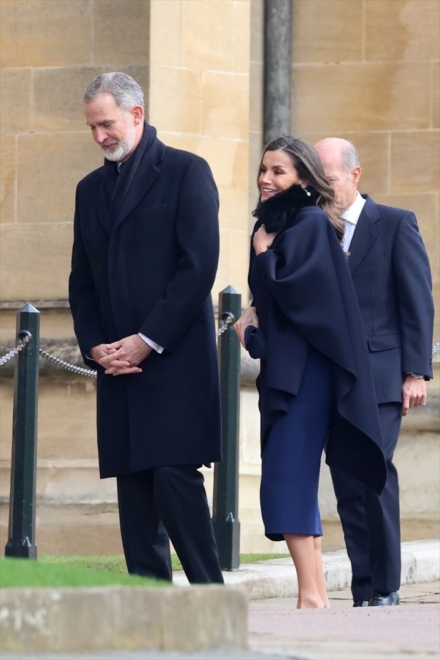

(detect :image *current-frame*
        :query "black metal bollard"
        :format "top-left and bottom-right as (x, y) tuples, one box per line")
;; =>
(5, 304), (40, 559)
(212, 286), (241, 570)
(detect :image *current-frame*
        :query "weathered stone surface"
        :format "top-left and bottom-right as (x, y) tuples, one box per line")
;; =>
(0, 223), (73, 300)
(150, 0), (184, 67)
(0, 68), (32, 134)
(184, 0), (235, 71)
(0, 134), (15, 224)
(201, 71), (249, 140)
(33, 67), (103, 132)
(365, 0), (440, 62)
(433, 61), (440, 129)
(17, 132), (102, 224)
(0, 0), (91, 67)
(93, 0), (150, 66)
(293, 0), (363, 63)
(149, 65), (200, 133)
(0, 586), (248, 653)
(390, 131), (440, 194)
(292, 62), (431, 133)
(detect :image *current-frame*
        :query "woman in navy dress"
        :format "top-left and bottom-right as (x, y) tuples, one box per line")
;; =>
(236, 136), (385, 609)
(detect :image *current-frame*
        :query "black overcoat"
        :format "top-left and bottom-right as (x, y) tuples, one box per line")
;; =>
(69, 124), (221, 478)
(247, 186), (387, 495)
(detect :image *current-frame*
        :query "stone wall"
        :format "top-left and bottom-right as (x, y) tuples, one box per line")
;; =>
(0, 0), (150, 302)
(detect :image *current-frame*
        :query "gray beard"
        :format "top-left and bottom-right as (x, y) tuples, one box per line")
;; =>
(102, 138), (132, 162)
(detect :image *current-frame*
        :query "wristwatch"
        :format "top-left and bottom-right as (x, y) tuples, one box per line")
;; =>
(406, 373), (424, 379)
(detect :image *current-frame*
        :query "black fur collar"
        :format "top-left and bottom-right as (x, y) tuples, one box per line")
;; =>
(255, 184), (319, 234)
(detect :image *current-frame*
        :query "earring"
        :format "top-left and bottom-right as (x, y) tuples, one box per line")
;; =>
(302, 186), (311, 197)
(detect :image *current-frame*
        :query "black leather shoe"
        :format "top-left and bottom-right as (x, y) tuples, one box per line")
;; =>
(353, 600), (369, 607)
(369, 590), (400, 606)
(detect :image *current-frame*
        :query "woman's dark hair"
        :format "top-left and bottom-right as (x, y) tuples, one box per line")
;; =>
(258, 135), (344, 241)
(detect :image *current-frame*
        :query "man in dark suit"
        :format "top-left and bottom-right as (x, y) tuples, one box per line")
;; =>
(69, 72), (223, 584)
(314, 137), (434, 607)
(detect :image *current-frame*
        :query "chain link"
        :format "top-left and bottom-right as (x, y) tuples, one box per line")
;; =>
(216, 315), (234, 338)
(38, 349), (97, 378)
(0, 334), (30, 366)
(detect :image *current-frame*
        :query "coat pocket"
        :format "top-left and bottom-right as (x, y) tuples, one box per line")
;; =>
(368, 333), (401, 352)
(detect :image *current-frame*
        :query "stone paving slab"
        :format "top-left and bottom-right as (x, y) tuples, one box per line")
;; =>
(174, 539), (440, 600)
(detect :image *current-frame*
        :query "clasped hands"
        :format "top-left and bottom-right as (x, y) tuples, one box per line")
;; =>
(90, 334), (152, 376)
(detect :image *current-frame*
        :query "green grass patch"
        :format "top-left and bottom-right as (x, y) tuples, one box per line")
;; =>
(41, 553), (290, 575)
(0, 557), (165, 589)
(0, 553), (291, 589)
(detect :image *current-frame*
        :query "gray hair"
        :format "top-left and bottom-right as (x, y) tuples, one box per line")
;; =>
(341, 140), (360, 175)
(84, 72), (145, 111)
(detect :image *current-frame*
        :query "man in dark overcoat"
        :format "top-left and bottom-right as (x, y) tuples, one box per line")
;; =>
(69, 72), (223, 584)
(314, 137), (434, 607)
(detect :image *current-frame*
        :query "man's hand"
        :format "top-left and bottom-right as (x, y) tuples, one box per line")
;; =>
(89, 343), (117, 363)
(402, 376), (427, 416)
(234, 306), (259, 348)
(98, 335), (152, 376)
(253, 225), (278, 255)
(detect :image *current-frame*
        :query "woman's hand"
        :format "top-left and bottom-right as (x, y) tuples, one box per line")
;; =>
(253, 225), (278, 255)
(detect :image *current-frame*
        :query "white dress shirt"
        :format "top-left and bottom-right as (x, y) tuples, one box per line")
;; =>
(342, 192), (366, 252)
(138, 333), (164, 354)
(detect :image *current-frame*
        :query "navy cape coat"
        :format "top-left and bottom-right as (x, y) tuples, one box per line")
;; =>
(247, 187), (387, 495)
(69, 124), (221, 478)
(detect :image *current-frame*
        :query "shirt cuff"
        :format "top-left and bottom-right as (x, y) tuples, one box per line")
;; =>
(138, 333), (164, 354)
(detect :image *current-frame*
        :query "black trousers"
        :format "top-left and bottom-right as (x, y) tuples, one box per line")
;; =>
(330, 402), (402, 602)
(116, 465), (224, 584)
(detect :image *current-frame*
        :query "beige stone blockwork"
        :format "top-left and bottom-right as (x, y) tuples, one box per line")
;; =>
(292, 62), (431, 133)
(365, 0), (440, 62)
(0, 68), (32, 134)
(17, 132), (102, 225)
(149, 66), (200, 133)
(390, 131), (440, 194)
(0, 134), (15, 224)
(93, 0), (150, 66)
(293, 0), (363, 64)
(150, 0), (184, 67)
(0, 0), (91, 68)
(0, 223), (73, 300)
(183, 0), (235, 71)
(249, 61), (263, 134)
(37, 380), (97, 461)
(217, 227), (249, 302)
(233, 1), (251, 74)
(33, 67), (104, 132)
(201, 72), (249, 140)
(433, 62), (440, 129)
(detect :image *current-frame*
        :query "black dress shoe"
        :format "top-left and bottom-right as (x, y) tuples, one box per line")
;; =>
(369, 590), (400, 606)
(353, 600), (369, 607)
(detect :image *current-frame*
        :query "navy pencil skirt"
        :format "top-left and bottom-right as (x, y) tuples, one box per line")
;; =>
(260, 346), (334, 541)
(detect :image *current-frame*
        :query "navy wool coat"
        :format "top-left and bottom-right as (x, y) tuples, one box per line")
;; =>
(347, 196), (433, 402)
(247, 187), (387, 495)
(69, 124), (221, 478)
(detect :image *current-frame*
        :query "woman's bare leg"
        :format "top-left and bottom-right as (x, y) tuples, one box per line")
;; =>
(314, 536), (329, 607)
(284, 533), (324, 609)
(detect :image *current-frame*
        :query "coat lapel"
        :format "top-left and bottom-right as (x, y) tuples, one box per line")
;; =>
(112, 125), (165, 231)
(347, 196), (380, 276)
